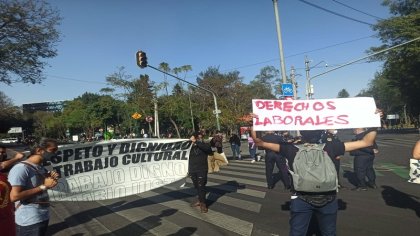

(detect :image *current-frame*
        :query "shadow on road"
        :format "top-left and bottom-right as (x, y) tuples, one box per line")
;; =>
(206, 180), (245, 207)
(47, 180), (241, 235)
(381, 185), (420, 218)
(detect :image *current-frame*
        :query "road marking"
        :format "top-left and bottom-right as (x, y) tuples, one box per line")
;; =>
(138, 191), (254, 236)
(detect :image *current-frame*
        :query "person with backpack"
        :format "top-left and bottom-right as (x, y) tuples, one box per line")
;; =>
(251, 127), (378, 236)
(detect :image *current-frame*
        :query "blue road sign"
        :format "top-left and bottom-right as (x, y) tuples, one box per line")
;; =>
(282, 83), (294, 97)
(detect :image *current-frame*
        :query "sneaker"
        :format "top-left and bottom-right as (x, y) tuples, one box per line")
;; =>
(251, 160), (256, 163)
(368, 183), (378, 189)
(351, 187), (368, 191)
(257, 155), (261, 161)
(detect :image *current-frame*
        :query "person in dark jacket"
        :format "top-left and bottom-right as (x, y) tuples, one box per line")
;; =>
(261, 131), (291, 189)
(350, 128), (379, 191)
(321, 129), (344, 188)
(229, 134), (241, 160)
(188, 132), (213, 213)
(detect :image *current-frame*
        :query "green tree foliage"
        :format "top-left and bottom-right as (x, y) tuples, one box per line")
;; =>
(356, 73), (403, 114)
(0, 0), (61, 85)
(0, 91), (22, 133)
(254, 66), (282, 97)
(61, 93), (124, 139)
(368, 0), (420, 116)
(337, 89), (350, 98)
(32, 111), (66, 139)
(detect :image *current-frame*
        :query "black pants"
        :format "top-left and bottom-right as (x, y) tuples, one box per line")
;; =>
(190, 171), (208, 203)
(265, 154), (291, 188)
(353, 155), (375, 187)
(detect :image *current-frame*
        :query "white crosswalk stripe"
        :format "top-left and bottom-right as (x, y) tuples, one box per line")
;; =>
(49, 159), (271, 236)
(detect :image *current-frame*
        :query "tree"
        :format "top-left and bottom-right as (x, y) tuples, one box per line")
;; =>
(254, 66), (282, 97)
(357, 72), (403, 116)
(0, 0), (61, 85)
(368, 0), (420, 117)
(337, 89), (350, 98)
(0, 91), (22, 133)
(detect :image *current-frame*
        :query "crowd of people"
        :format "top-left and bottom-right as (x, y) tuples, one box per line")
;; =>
(0, 125), (419, 235)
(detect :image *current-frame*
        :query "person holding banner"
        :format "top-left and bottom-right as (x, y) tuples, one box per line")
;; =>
(250, 125), (378, 236)
(8, 138), (60, 236)
(413, 140), (420, 159)
(189, 132), (213, 213)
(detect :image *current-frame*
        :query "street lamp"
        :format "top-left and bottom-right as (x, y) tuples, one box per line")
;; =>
(305, 56), (327, 99)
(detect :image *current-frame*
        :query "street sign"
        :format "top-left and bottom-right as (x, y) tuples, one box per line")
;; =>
(145, 116), (153, 122)
(282, 83), (294, 97)
(131, 112), (142, 120)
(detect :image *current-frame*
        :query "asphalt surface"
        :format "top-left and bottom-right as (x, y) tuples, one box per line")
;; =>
(4, 130), (420, 236)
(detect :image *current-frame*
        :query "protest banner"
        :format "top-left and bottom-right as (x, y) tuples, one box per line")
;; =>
(45, 139), (191, 201)
(252, 97), (381, 131)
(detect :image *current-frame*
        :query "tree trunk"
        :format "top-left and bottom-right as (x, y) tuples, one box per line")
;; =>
(170, 118), (181, 138)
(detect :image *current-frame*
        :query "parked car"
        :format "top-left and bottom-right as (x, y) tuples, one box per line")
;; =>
(0, 138), (18, 143)
(240, 133), (249, 140)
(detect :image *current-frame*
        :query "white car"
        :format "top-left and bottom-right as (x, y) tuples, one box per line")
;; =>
(241, 133), (249, 140)
(0, 138), (18, 143)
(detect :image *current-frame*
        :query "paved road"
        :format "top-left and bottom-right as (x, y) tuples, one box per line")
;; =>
(34, 132), (420, 235)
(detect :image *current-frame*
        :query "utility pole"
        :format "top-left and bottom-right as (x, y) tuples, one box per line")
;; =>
(272, 0), (287, 84)
(153, 98), (160, 138)
(290, 66), (297, 100)
(305, 56), (310, 99)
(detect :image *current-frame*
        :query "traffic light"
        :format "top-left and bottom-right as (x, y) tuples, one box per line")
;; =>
(136, 51), (148, 68)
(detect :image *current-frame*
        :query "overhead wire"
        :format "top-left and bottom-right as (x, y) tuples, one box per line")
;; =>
(298, 0), (374, 26)
(331, 0), (384, 20)
(43, 34), (378, 85)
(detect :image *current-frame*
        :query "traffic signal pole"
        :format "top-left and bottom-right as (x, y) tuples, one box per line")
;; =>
(309, 37), (420, 83)
(147, 65), (221, 131)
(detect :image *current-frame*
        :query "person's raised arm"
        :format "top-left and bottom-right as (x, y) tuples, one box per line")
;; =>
(250, 127), (281, 153)
(344, 129), (377, 152)
(412, 140), (420, 160)
(0, 151), (24, 171)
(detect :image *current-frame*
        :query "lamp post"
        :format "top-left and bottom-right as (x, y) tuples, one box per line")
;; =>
(305, 56), (327, 99)
(272, 0), (287, 84)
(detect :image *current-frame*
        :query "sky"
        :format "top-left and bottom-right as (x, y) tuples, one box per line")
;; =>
(2, 0), (391, 107)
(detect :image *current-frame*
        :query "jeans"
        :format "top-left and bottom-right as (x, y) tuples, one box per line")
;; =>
(289, 197), (337, 236)
(231, 144), (240, 159)
(16, 220), (49, 236)
(249, 146), (256, 160)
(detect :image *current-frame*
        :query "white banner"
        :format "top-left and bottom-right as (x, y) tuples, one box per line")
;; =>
(252, 97), (381, 131)
(45, 139), (191, 201)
